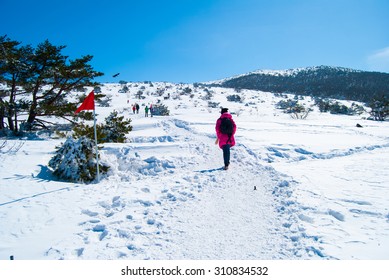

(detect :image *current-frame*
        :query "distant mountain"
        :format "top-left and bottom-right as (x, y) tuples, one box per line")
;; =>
(207, 66), (389, 103)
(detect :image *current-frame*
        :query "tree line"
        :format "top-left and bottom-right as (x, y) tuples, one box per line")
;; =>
(215, 66), (389, 103)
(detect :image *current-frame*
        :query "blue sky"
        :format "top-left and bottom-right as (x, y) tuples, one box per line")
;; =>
(1, 0), (389, 83)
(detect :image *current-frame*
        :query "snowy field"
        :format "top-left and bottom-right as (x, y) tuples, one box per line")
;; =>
(0, 83), (388, 260)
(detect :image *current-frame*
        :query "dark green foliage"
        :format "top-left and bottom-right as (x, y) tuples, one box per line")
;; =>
(76, 111), (94, 121)
(72, 122), (106, 142)
(48, 136), (109, 183)
(96, 94), (112, 107)
(0, 35), (103, 134)
(151, 103), (170, 116)
(276, 99), (298, 112)
(350, 103), (365, 115)
(367, 95), (389, 121)
(215, 66), (389, 103)
(227, 94), (242, 102)
(208, 101), (220, 108)
(182, 87), (192, 94)
(100, 110), (132, 143)
(94, 86), (102, 93)
(118, 85), (129, 93)
(136, 90), (144, 99)
(202, 88), (213, 101)
(73, 110), (132, 143)
(314, 98), (332, 113)
(314, 98), (365, 115)
(276, 99), (311, 119)
(328, 102), (352, 115)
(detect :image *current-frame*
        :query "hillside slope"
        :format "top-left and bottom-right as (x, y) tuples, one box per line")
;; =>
(1, 82), (388, 260)
(207, 66), (389, 102)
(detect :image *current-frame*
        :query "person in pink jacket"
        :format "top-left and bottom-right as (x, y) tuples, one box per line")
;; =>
(215, 108), (237, 170)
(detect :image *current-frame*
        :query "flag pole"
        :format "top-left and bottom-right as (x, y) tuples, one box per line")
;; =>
(75, 90), (99, 183)
(93, 109), (100, 183)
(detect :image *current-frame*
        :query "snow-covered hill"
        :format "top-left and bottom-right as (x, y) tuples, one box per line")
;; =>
(1, 82), (388, 260)
(205, 66), (364, 84)
(206, 66), (389, 103)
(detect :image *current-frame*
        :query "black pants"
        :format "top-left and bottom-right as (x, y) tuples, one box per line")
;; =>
(222, 144), (231, 167)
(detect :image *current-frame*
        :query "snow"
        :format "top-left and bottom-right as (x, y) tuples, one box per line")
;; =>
(0, 83), (388, 260)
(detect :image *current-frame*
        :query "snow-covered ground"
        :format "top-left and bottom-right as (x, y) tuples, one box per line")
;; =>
(0, 83), (388, 260)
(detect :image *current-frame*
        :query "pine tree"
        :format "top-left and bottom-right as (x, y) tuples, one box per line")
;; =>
(151, 103), (170, 116)
(0, 35), (33, 133)
(368, 95), (389, 121)
(73, 110), (132, 143)
(100, 111), (132, 143)
(24, 40), (103, 127)
(0, 35), (103, 134)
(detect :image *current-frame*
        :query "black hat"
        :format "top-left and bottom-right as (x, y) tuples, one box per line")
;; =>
(221, 108), (228, 114)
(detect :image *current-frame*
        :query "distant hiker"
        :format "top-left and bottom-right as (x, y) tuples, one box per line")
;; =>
(136, 103), (140, 114)
(145, 106), (149, 117)
(149, 104), (153, 117)
(215, 108), (236, 170)
(132, 104), (136, 114)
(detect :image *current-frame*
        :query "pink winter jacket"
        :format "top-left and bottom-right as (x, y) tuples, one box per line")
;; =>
(215, 113), (236, 149)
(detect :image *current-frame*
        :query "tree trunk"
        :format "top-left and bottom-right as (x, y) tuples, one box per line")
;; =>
(27, 104), (37, 125)
(26, 81), (41, 126)
(6, 78), (17, 132)
(0, 103), (5, 130)
(14, 108), (18, 133)
(7, 115), (14, 131)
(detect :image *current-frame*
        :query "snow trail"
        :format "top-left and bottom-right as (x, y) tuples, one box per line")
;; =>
(42, 117), (308, 259)
(156, 150), (296, 259)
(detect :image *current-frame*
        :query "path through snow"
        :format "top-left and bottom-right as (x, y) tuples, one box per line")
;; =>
(46, 117), (309, 259)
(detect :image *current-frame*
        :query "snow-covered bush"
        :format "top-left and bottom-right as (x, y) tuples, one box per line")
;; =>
(367, 95), (389, 121)
(276, 99), (312, 119)
(227, 94), (242, 103)
(48, 137), (109, 182)
(182, 87), (192, 95)
(314, 98), (365, 115)
(276, 99), (298, 111)
(152, 104), (170, 116)
(208, 101), (220, 108)
(202, 88), (214, 101)
(118, 85), (129, 93)
(290, 105), (312, 119)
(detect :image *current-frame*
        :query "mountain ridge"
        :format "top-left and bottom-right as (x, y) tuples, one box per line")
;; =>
(206, 66), (389, 103)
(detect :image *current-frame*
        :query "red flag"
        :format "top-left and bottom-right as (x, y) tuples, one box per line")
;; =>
(75, 90), (95, 114)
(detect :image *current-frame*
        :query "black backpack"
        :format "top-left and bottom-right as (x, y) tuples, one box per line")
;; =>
(219, 117), (234, 135)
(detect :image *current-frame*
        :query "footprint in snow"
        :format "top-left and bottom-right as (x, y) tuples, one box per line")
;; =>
(328, 209), (345, 221)
(81, 209), (99, 217)
(75, 248), (84, 257)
